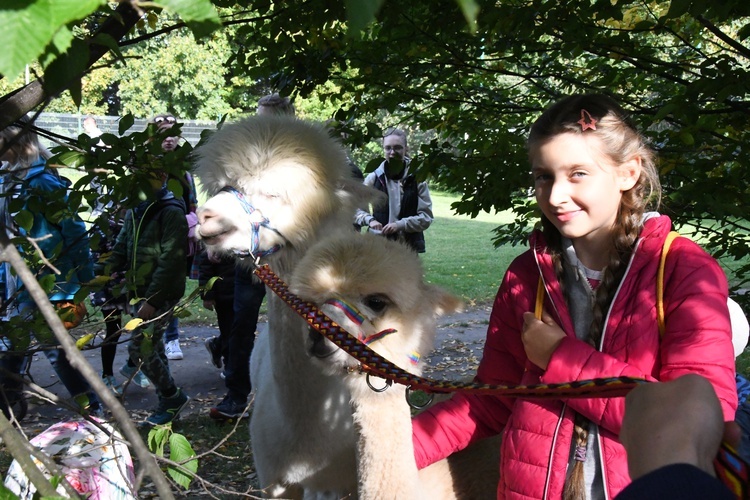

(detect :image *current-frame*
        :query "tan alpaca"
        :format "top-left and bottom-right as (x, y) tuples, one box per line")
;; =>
(294, 233), (499, 499)
(195, 115), (379, 498)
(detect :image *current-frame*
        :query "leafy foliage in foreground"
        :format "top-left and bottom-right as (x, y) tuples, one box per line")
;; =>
(3, 1), (750, 299)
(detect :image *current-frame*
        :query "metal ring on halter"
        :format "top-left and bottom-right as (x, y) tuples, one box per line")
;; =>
(406, 387), (433, 410)
(366, 374), (392, 393)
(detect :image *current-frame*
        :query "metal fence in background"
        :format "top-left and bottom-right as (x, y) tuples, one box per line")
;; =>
(34, 112), (218, 148)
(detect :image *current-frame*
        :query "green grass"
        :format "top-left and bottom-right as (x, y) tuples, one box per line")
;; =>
(422, 191), (524, 305)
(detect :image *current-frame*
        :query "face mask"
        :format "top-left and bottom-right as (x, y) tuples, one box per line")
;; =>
(385, 157), (404, 177)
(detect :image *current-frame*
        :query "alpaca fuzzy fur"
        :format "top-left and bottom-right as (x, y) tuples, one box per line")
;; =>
(194, 116), (378, 498)
(295, 234), (500, 499)
(194, 115), (498, 498)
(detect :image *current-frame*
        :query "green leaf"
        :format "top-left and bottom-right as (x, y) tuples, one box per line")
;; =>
(119, 114), (135, 136)
(14, 210), (34, 233)
(141, 330), (154, 358)
(168, 433), (198, 489)
(663, 0), (692, 19)
(157, 0), (221, 38)
(39, 26), (74, 68)
(42, 38), (90, 102)
(147, 424), (171, 456)
(205, 275), (221, 291)
(345, 0), (386, 34)
(679, 129), (695, 145)
(91, 33), (126, 63)
(455, 0), (480, 32)
(38, 273), (56, 293)
(51, 150), (86, 169)
(0, 0), (104, 79)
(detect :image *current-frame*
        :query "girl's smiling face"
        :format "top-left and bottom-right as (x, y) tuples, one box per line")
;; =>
(532, 132), (640, 264)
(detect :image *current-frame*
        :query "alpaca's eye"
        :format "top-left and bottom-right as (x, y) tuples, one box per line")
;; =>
(363, 294), (390, 315)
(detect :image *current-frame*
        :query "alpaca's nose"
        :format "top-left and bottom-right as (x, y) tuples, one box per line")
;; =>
(196, 207), (228, 240)
(197, 206), (214, 225)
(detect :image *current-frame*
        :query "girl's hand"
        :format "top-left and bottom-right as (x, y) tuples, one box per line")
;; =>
(521, 310), (566, 370)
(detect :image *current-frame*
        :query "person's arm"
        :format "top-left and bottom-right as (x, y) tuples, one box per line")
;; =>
(25, 173), (91, 278)
(616, 375), (735, 500)
(354, 172), (378, 228)
(103, 211), (131, 277)
(58, 215), (95, 283)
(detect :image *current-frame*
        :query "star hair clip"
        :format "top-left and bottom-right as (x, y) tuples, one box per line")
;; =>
(577, 109), (597, 131)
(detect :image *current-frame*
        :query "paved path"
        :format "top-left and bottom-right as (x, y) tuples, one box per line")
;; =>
(18, 304), (492, 424)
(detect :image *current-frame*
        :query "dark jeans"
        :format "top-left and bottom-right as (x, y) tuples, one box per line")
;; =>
(1, 346), (100, 415)
(213, 297), (234, 362)
(164, 316), (179, 343)
(224, 266), (265, 404)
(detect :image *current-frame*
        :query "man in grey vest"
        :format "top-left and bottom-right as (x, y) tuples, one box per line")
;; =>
(355, 128), (433, 253)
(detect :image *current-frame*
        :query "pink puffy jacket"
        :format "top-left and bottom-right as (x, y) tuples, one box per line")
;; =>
(412, 215), (737, 499)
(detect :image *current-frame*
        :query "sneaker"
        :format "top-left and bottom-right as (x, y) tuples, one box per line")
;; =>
(146, 389), (190, 426)
(209, 395), (249, 420)
(101, 373), (123, 397)
(205, 336), (222, 369)
(120, 364), (151, 388)
(87, 402), (105, 419)
(74, 393), (105, 419)
(165, 339), (184, 360)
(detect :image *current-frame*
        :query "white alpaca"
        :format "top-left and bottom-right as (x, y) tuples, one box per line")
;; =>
(294, 233), (499, 500)
(194, 116), (378, 498)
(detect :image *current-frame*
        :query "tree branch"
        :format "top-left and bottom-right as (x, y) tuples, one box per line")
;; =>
(696, 15), (750, 60)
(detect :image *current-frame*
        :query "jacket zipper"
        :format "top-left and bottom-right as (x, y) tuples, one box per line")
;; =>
(534, 238), (643, 499)
(543, 402), (567, 499)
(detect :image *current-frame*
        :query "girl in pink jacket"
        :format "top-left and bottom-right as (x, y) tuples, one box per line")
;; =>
(412, 94), (737, 499)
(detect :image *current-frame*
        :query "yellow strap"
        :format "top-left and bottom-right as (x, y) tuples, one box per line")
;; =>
(535, 231), (680, 335)
(657, 231), (681, 337)
(535, 275), (545, 320)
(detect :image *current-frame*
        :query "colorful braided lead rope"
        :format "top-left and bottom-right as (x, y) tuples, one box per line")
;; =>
(253, 263), (646, 399)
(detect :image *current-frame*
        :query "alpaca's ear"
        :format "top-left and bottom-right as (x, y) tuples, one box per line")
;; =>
(427, 286), (463, 317)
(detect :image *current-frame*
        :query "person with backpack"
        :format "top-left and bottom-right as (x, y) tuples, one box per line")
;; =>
(150, 113), (200, 361)
(411, 94), (737, 499)
(103, 164), (189, 425)
(0, 117), (102, 419)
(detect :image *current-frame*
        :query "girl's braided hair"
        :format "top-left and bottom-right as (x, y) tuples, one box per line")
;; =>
(527, 94), (661, 500)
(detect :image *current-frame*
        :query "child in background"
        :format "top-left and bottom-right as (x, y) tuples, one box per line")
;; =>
(0, 118), (101, 418)
(104, 168), (189, 425)
(411, 94), (737, 499)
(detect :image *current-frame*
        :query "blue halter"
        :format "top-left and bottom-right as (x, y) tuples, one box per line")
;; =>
(220, 186), (283, 258)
